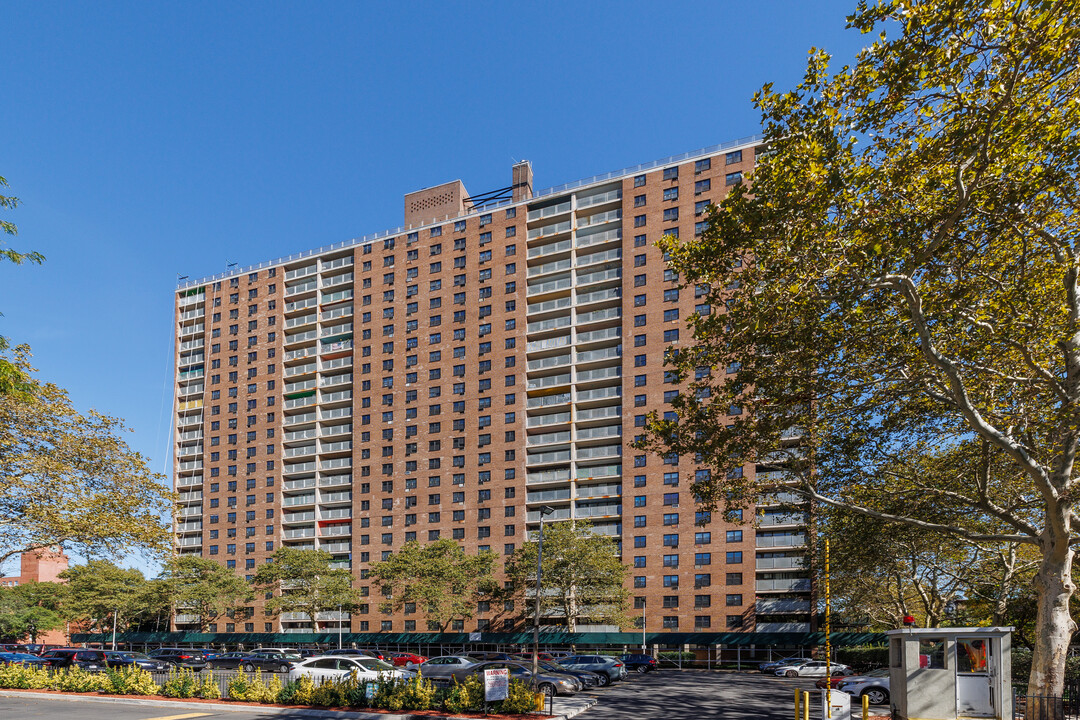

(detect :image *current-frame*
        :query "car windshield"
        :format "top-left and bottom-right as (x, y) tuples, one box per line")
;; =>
(866, 668), (889, 677)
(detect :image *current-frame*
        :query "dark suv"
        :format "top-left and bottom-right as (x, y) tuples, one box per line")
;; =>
(39, 649), (109, 671)
(147, 648), (212, 671)
(620, 654), (658, 673)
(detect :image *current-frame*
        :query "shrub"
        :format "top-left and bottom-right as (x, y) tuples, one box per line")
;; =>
(836, 645), (889, 672)
(227, 668), (276, 703)
(101, 667), (159, 696)
(160, 667), (198, 698)
(277, 674), (314, 706)
(195, 671), (220, 700)
(385, 673), (437, 711)
(443, 674), (484, 714)
(0, 663), (50, 690)
(496, 678), (543, 714)
(53, 667), (105, 693)
(309, 679), (347, 707)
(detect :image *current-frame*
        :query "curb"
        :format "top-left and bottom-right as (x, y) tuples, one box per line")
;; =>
(0, 689), (596, 720)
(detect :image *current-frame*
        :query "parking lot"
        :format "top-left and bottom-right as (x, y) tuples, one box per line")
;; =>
(578, 670), (870, 720)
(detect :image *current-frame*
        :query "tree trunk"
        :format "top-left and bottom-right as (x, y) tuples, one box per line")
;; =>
(1028, 537), (1076, 719)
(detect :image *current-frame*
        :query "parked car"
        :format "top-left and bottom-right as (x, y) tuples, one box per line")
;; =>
(511, 651), (556, 663)
(251, 647), (303, 658)
(775, 660), (852, 678)
(558, 655), (626, 685)
(322, 648), (387, 661)
(537, 660), (601, 688)
(467, 651), (516, 662)
(450, 660), (579, 697)
(14, 644), (47, 656)
(413, 655), (481, 679)
(103, 651), (170, 672)
(0, 652), (49, 668)
(389, 652), (427, 668)
(620, 653), (658, 673)
(838, 670), (891, 705)
(146, 648), (212, 671)
(205, 652), (250, 670)
(287, 655), (409, 684)
(241, 652), (299, 673)
(38, 649), (109, 671)
(760, 656), (812, 673)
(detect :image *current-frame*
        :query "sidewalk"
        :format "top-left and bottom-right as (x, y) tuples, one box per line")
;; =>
(0, 689), (597, 720)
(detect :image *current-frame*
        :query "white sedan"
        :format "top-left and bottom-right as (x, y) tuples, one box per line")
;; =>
(775, 660), (852, 677)
(287, 655), (412, 684)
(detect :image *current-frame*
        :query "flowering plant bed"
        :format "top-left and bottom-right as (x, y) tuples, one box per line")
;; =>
(0, 664), (549, 717)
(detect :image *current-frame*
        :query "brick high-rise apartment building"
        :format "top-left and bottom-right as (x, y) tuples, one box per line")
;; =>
(173, 136), (812, 636)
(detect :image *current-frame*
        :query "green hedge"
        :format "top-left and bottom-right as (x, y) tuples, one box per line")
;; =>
(835, 645), (889, 671)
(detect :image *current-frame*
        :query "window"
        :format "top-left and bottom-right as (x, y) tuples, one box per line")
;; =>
(726, 593), (743, 606)
(726, 572), (743, 585)
(663, 166), (679, 181)
(726, 171), (743, 186)
(695, 157), (712, 172)
(663, 208), (679, 222)
(726, 551), (743, 564)
(726, 530), (743, 542)
(725, 150), (742, 165)
(634, 174), (646, 187)
(663, 187), (679, 201)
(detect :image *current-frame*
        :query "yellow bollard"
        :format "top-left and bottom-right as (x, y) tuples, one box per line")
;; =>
(862, 693), (870, 718)
(794, 688), (801, 720)
(802, 691), (810, 720)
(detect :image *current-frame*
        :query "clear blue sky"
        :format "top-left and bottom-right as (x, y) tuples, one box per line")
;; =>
(0, 1), (865, 566)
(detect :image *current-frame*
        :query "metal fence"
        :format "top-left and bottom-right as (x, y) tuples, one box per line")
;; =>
(1014, 684), (1080, 719)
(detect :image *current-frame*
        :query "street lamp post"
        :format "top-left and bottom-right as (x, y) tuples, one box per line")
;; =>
(338, 603), (343, 650)
(532, 505), (555, 681)
(641, 598), (646, 652)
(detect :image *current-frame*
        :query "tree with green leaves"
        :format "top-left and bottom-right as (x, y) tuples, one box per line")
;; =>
(0, 352), (176, 567)
(0, 582), (64, 643)
(252, 547), (360, 632)
(160, 555), (254, 633)
(0, 175), (44, 399)
(369, 538), (498, 632)
(503, 521), (630, 633)
(59, 561), (146, 639)
(640, 0), (1080, 703)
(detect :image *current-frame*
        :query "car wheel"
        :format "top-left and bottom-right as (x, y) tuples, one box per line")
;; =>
(864, 688), (890, 705)
(596, 673), (610, 687)
(785, 670), (799, 677)
(243, 663), (255, 673)
(279, 664), (290, 673)
(636, 665), (648, 674)
(538, 682), (556, 697)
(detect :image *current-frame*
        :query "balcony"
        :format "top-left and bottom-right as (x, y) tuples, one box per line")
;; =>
(320, 440), (353, 454)
(322, 541), (351, 553)
(283, 478), (316, 491)
(319, 474), (352, 488)
(576, 209), (621, 229)
(756, 598), (812, 614)
(285, 329), (318, 346)
(526, 449), (572, 466)
(526, 373), (570, 391)
(577, 307), (620, 325)
(285, 346), (318, 362)
(756, 622), (811, 632)
(574, 501), (621, 519)
(284, 411), (317, 427)
(527, 200), (572, 223)
(526, 430), (571, 447)
(526, 354), (571, 372)
(527, 220), (572, 241)
(283, 494), (316, 508)
(527, 258), (572, 279)
(527, 238), (571, 260)
(575, 464), (620, 480)
(322, 256), (353, 272)
(527, 487), (571, 503)
(575, 227), (621, 250)
(527, 296), (572, 316)
(576, 248), (622, 268)
(526, 392), (570, 409)
(283, 511), (316, 523)
(322, 289), (353, 304)
(576, 444), (621, 460)
(527, 315), (572, 334)
(575, 188), (621, 211)
(174, 614), (201, 624)
(576, 366), (621, 383)
(321, 304), (353, 322)
(576, 346), (621, 364)
(282, 461), (316, 475)
(284, 395), (316, 410)
(577, 386), (621, 402)
(527, 276), (572, 298)
(526, 468), (572, 485)
(320, 507), (352, 520)
(576, 481), (621, 499)
(321, 457), (352, 471)
(755, 555), (807, 570)
(321, 272), (354, 289)
(526, 506), (571, 522)
(285, 280), (318, 297)
(285, 313), (317, 330)
(286, 297), (318, 313)
(576, 425), (621, 441)
(321, 524), (352, 537)
(283, 527), (316, 539)
(177, 291), (205, 308)
(284, 428), (317, 443)
(526, 336), (571, 353)
(756, 533), (807, 548)
(526, 412), (571, 429)
(321, 322), (353, 338)
(321, 390), (353, 404)
(756, 578), (812, 592)
(320, 373), (353, 389)
(284, 264), (317, 281)
(577, 327), (620, 345)
(576, 267), (621, 287)
(577, 405), (620, 421)
(320, 491), (352, 504)
(177, 475), (203, 487)
(759, 512), (809, 528)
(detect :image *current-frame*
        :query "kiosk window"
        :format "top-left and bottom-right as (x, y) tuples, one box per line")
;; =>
(919, 638), (946, 669)
(891, 638), (903, 667)
(957, 638), (988, 673)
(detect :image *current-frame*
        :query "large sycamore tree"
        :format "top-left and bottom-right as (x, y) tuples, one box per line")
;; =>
(0, 352), (175, 566)
(370, 538), (498, 632)
(641, 0), (1080, 703)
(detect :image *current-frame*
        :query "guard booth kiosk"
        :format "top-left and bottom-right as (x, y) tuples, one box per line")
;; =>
(888, 627), (1012, 720)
